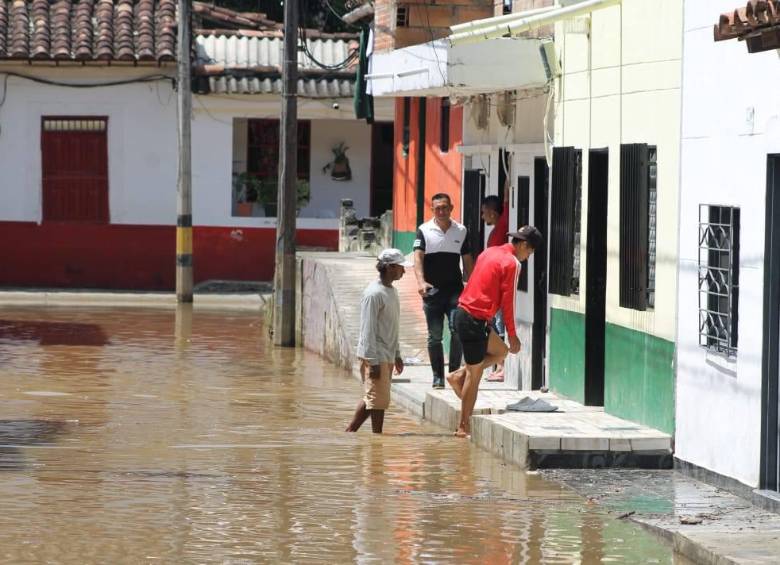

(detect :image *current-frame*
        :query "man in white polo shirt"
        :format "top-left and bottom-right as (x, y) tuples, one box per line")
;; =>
(413, 193), (475, 389)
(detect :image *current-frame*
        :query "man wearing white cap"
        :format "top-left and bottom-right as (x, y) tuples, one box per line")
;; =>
(346, 248), (412, 433)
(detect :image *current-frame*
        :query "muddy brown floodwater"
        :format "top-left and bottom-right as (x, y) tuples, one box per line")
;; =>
(0, 306), (679, 563)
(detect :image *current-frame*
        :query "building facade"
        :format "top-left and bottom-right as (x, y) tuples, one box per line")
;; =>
(676, 0), (780, 497)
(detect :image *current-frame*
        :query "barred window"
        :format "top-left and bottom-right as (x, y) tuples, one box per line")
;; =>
(698, 205), (740, 357)
(402, 97), (411, 158)
(549, 146), (582, 296)
(396, 5), (409, 27)
(619, 144), (657, 310)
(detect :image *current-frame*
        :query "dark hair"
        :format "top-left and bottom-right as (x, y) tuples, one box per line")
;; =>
(376, 261), (389, 273)
(482, 195), (503, 215)
(431, 193), (451, 206)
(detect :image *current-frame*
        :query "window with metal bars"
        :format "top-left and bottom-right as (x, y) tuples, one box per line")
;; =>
(619, 144), (657, 310)
(402, 97), (411, 158)
(439, 98), (450, 153)
(517, 176), (530, 292)
(549, 146), (582, 296)
(698, 205), (740, 357)
(396, 5), (409, 27)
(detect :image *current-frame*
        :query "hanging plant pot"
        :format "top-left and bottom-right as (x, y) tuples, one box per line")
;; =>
(323, 142), (352, 182)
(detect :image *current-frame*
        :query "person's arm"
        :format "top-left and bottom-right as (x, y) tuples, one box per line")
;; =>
(500, 260), (522, 353)
(358, 293), (381, 371)
(413, 228), (432, 296)
(462, 253), (475, 281)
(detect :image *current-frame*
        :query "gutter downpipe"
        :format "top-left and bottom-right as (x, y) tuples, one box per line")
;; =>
(449, 5), (558, 34)
(449, 0), (622, 45)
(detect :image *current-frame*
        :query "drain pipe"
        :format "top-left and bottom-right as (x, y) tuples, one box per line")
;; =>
(449, 0), (622, 45)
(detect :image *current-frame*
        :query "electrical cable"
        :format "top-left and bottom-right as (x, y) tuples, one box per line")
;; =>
(0, 71), (175, 89)
(297, 0), (359, 71)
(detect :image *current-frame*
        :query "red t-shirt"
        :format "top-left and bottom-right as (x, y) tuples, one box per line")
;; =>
(486, 205), (509, 248)
(458, 243), (521, 337)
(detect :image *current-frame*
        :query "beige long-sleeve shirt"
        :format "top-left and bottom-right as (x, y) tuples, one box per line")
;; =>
(356, 280), (401, 365)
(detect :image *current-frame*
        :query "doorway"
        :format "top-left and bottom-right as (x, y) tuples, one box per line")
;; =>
(761, 154), (780, 493)
(532, 157), (550, 390)
(463, 169), (486, 255)
(370, 123), (394, 217)
(585, 149), (609, 406)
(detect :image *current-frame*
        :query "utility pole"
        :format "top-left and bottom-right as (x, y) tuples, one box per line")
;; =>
(273, 0), (298, 346)
(176, 0), (194, 303)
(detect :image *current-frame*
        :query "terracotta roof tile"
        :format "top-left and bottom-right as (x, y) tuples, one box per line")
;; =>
(715, 0), (780, 53)
(0, 0), (177, 62)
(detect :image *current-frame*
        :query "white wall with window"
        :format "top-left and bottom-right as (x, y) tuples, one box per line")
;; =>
(676, 0), (780, 489)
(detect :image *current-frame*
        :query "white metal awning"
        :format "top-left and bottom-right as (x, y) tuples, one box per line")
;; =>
(366, 37), (549, 97)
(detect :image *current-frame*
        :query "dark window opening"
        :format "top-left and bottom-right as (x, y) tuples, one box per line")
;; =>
(247, 119), (310, 181)
(699, 205), (740, 357)
(396, 5), (409, 28)
(549, 146), (582, 296)
(503, 0), (513, 15)
(402, 97), (411, 158)
(517, 176), (530, 292)
(439, 98), (450, 153)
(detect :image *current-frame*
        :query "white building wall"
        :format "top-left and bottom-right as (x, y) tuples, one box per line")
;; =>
(0, 67), (178, 226)
(0, 68), (393, 232)
(676, 0), (780, 488)
(551, 0), (683, 342)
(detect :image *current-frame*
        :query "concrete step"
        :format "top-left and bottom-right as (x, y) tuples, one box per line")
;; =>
(426, 389), (673, 470)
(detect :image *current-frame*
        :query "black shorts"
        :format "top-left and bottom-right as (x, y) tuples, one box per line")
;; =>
(453, 307), (490, 365)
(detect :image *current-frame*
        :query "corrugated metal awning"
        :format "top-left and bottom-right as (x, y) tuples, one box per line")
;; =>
(195, 34), (358, 97)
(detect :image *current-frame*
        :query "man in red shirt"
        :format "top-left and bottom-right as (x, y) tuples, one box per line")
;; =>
(448, 225), (543, 438)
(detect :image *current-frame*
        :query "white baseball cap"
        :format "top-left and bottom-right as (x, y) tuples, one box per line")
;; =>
(377, 248), (413, 267)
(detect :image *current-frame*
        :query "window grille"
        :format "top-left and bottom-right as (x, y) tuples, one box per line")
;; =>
(549, 146), (582, 296)
(698, 205), (740, 357)
(647, 147), (657, 308)
(43, 118), (106, 132)
(396, 5), (409, 27)
(619, 143), (658, 310)
(402, 97), (411, 157)
(439, 98), (450, 153)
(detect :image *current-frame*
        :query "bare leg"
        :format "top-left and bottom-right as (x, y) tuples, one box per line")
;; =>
(370, 410), (385, 433)
(346, 401), (370, 432)
(455, 330), (509, 438)
(455, 363), (484, 437)
(446, 366), (467, 399)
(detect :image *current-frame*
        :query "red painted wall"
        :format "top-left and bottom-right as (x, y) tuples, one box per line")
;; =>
(0, 222), (337, 290)
(393, 98), (463, 237)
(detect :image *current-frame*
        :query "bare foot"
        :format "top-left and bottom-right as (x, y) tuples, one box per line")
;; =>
(453, 428), (469, 439)
(446, 367), (467, 399)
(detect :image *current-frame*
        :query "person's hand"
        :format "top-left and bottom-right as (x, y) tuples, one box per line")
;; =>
(508, 335), (521, 354)
(394, 357), (404, 375)
(368, 364), (381, 380)
(418, 282), (433, 297)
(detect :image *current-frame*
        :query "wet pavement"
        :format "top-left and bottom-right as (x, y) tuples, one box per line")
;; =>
(0, 307), (679, 563)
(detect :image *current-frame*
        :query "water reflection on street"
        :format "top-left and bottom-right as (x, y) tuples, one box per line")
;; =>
(0, 307), (675, 563)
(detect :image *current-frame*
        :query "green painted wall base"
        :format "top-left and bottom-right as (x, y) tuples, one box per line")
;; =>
(549, 308), (586, 404)
(393, 230), (416, 255)
(548, 308), (675, 434)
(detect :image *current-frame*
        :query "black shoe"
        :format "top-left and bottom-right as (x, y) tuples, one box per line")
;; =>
(432, 376), (445, 389)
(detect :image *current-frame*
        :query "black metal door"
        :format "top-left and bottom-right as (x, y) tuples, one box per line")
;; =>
(532, 157), (549, 390)
(585, 149), (609, 406)
(463, 170), (486, 255)
(761, 154), (780, 493)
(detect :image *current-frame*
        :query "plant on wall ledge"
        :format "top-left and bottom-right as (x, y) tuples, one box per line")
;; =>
(322, 142), (352, 181)
(233, 172), (261, 216)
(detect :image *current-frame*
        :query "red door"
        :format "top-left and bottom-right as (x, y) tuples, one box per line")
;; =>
(41, 117), (109, 223)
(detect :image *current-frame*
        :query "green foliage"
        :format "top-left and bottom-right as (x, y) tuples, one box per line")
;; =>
(233, 172), (262, 202)
(258, 178), (311, 210)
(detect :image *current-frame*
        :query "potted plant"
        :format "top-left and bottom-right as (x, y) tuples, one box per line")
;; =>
(322, 142), (352, 181)
(259, 178), (311, 217)
(233, 172), (261, 216)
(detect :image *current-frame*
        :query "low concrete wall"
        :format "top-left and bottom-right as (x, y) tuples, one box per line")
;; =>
(297, 256), (355, 370)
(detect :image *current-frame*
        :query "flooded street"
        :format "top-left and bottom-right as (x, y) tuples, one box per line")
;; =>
(0, 307), (675, 563)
